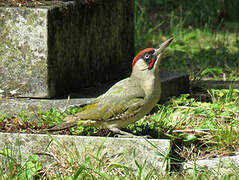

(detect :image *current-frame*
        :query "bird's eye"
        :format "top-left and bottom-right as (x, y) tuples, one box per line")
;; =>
(144, 54), (150, 59)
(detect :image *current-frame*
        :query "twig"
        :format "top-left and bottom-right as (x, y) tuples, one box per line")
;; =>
(172, 129), (217, 135)
(34, 152), (61, 164)
(41, 163), (54, 178)
(173, 106), (196, 110)
(173, 106), (211, 110)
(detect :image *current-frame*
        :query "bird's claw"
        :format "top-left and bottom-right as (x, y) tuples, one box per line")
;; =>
(114, 134), (151, 139)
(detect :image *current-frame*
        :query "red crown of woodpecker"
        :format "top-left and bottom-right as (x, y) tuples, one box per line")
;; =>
(132, 48), (155, 70)
(132, 38), (174, 70)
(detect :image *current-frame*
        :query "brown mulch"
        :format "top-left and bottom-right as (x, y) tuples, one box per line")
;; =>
(0, 116), (72, 134)
(0, 116), (111, 136)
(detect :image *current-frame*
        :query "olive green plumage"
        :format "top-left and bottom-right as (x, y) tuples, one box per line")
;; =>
(49, 38), (173, 136)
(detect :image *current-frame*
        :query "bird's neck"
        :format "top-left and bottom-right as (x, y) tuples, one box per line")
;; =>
(130, 69), (161, 99)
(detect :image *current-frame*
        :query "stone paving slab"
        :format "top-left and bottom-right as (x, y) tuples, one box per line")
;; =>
(192, 80), (239, 90)
(0, 0), (134, 98)
(160, 72), (189, 102)
(183, 155), (239, 173)
(0, 72), (189, 117)
(0, 132), (171, 172)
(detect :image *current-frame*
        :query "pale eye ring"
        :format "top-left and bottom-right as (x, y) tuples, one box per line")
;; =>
(144, 54), (150, 59)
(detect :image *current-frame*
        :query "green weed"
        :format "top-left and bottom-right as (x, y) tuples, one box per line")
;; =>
(0, 114), (6, 121)
(0, 148), (42, 179)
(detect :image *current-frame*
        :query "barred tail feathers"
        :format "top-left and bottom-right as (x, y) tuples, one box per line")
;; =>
(47, 115), (79, 131)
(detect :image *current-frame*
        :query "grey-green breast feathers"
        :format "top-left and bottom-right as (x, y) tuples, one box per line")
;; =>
(49, 78), (145, 131)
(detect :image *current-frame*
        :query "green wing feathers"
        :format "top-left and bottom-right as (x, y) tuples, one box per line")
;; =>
(75, 78), (145, 121)
(49, 78), (145, 130)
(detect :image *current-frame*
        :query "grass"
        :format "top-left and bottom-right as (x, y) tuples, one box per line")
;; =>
(1, 89), (239, 178)
(1, 138), (239, 179)
(162, 30), (239, 81)
(1, 0), (239, 178)
(135, 0), (239, 81)
(133, 0), (239, 163)
(0, 148), (42, 179)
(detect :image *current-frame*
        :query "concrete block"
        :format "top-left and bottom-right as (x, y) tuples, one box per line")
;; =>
(0, 132), (171, 172)
(0, 72), (189, 117)
(160, 72), (189, 102)
(0, 0), (134, 98)
(192, 80), (239, 90)
(183, 155), (239, 173)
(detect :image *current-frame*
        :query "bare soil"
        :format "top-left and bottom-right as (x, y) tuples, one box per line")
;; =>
(0, 116), (112, 136)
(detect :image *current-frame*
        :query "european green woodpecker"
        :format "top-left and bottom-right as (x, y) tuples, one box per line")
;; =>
(49, 38), (173, 136)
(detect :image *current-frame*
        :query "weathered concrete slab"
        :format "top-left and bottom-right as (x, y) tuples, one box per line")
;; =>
(0, 0), (134, 98)
(0, 72), (189, 117)
(160, 72), (189, 102)
(0, 132), (171, 172)
(192, 80), (239, 90)
(183, 155), (239, 173)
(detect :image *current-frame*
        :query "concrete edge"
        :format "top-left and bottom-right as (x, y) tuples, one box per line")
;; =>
(183, 155), (239, 173)
(0, 132), (171, 172)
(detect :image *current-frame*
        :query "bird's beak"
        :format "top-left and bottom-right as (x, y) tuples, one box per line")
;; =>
(153, 37), (174, 57)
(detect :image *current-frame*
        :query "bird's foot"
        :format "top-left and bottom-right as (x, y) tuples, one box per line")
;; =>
(114, 133), (134, 138)
(114, 134), (151, 138)
(110, 128), (151, 138)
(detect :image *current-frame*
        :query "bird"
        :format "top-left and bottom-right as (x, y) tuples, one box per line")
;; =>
(49, 38), (173, 137)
